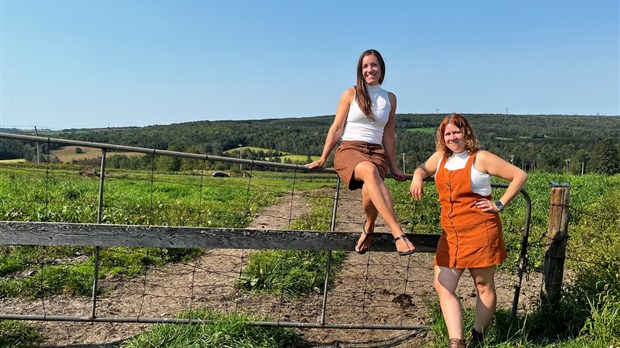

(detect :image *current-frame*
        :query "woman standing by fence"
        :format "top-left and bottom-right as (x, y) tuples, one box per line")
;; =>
(410, 113), (528, 347)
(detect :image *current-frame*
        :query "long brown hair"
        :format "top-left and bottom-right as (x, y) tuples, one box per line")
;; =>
(355, 49), (385, 121)
(435, 113), (480, 157)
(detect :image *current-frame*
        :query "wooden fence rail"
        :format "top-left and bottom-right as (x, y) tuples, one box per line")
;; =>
(0, 221), (440, 252)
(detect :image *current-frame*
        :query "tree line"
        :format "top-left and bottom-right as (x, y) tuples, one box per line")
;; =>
(1, 113), (619, 175)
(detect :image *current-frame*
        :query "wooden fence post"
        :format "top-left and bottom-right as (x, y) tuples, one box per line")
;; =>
(541, 182), (570, 306)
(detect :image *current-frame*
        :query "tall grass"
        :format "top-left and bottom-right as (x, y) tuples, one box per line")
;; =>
(121, 310), (310, 348)
(0, 320), (44, 348)
(238, 193), (346, 297)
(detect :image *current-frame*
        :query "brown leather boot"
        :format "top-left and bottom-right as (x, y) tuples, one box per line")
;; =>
(466, 328), (484, 347)
(448, 338), (466, 348)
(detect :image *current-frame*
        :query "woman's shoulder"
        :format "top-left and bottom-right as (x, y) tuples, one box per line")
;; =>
(343, 87), (355, 97)
(474, 150), (504, 168)
(339, 87), (356, 103)
(475, 149), (496, 160)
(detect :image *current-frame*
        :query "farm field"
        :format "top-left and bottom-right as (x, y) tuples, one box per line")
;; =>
(0, 159), (27, 163)
(0, 162), (619, 347)
(224, 145), (319, 163)
(49, 146), (144, 163)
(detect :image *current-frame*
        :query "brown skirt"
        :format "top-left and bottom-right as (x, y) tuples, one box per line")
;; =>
(334, 141), (388, 190)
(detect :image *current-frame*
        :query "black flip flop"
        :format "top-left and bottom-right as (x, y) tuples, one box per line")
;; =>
(394, 234), (415, 256)
(355, 220), (374, 254)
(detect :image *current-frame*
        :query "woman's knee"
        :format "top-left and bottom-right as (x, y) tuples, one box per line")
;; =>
(355, 162), (380, 180)
(434, 279), (457, 298)
(474, 280), (495, 298)
(470, 267), (496, 294)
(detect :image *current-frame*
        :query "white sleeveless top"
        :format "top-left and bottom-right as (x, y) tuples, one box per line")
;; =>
(341, 84), (391, 145)
(437, 152), (492, 195)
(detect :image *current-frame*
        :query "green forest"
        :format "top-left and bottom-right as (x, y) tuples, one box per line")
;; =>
(1, 113), (619, 174)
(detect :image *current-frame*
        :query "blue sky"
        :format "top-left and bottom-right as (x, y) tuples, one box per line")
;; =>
(1, 0), (618, 130)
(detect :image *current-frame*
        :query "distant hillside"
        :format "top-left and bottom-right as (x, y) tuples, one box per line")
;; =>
(3, 113), (619, 173)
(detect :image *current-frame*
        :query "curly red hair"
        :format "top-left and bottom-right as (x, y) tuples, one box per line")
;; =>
(435, 113), (480, 156)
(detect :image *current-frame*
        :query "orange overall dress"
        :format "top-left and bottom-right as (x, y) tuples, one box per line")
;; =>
(434, 152), (507, 269)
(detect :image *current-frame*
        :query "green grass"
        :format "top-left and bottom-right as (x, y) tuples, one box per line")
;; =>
(0, 246), (202, 298)
(121, 310), (309, 348)
(1, 164), (619, 347)
(223, 146), (319, 163)
(0, 166), (328, 226)
(425, 293), (620, 347)
(237, 250), (345, 298)
(0, 320), (45, 348)
(495, 136), (538, 141)
(0, 166), (335, 298)
(406, 127), (436, 134)
(238, 193), (346, 297)
(280, 154), (319, 163)
(224, 146), (273, 154)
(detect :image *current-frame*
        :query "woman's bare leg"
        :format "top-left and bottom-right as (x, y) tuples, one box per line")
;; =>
(355, 185), (379, 252)
(435, 266), (465, 340)
(469, 266), (497, 333)
(361, 184), (378, 230)
(353, 161), (414, 253)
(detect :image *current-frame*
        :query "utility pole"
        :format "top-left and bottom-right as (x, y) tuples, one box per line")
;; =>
(238, 144), (243, 172)
(509, 154), (514, 165)
(35, 126), (40, 164)
(565, 159), (570, 173)
(402, 153), (406, 174)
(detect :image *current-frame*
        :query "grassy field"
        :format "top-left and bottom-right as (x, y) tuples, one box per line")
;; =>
(0, 159), (27, 163)
(406, 127), (436, 134)
(1, 164), (619, 347)
(49, 146), (143, 163)
(224, 146), (318, 163)
(0, 164), (336, 347)
(41, 145), (317, 166)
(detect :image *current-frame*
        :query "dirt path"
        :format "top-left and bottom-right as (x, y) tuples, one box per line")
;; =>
(2, 188), (540, 347)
